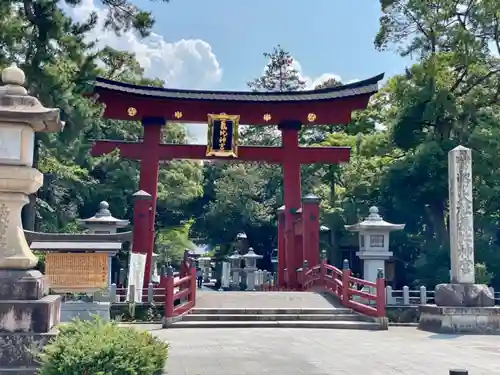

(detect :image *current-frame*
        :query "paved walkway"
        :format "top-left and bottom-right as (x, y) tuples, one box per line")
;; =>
(195, 291), (340, 309)
(138, 326), (500, 375)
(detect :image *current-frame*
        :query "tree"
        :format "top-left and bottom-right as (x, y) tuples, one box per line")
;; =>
(371, 0), (500, 286)
(0, 0), (204, 257)
(247, 44), (306, 92)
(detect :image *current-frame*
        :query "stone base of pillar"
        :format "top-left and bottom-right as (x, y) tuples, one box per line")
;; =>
(0, 270), (61, 374)
(418, 305), (500, 335)
(434, 283), (494, 307)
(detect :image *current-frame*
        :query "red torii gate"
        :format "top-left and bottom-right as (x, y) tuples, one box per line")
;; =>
(90, 74), (384, 288)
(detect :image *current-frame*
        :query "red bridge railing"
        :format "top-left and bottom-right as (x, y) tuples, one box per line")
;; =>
(164, 263), (197, 319)
(298, 258), (386, 317)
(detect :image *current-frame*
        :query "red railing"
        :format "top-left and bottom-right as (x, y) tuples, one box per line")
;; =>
(164, 265), (197, 318)
(299, 258), (385, 317)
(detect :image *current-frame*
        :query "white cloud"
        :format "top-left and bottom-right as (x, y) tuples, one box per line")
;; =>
(292, 60), (359, 89)
(186, 60), (357, 144)
(66, 0), (222, 89)
(66, 1), (357, 144)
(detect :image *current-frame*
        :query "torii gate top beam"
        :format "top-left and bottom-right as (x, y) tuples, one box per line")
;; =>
(92, 73), (384, 126)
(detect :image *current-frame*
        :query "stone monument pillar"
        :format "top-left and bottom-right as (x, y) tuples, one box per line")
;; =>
(419, 146), (498, 334)
(0, 64), (64, 373)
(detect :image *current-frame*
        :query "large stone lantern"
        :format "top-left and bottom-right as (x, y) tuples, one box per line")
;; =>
(243, 247), (262, 291)
(345, 206), (404, 283)
(0, 63), (64, 372)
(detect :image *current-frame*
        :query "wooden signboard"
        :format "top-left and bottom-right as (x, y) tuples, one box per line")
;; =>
(45, 253), (109, 292)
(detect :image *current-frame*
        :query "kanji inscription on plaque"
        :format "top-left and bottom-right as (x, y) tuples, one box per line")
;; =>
(45, 253), (109, 291)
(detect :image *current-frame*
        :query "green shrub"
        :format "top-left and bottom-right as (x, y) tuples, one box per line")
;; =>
(37, 317), (169, 375)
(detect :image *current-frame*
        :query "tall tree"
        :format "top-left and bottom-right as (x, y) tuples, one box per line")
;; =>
(247, 44), (306, 92)
(372, 0), (500, 286)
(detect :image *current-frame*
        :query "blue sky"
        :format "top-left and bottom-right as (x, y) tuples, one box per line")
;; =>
(75, 0), (411, 141)
(129, 0), (410, 90)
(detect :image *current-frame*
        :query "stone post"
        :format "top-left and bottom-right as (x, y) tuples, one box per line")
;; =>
(433, 146), (494, 307)
(448, 145), (475, 284)
(419, 146), (498, 335)
(0, 64), (64, 373)
(221, 261), (231, 289)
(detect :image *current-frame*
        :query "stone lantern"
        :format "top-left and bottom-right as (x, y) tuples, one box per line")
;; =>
(198, 256), (212, 282)
(77, 201), (129, 284)
(0, 63), (64, 372)
(345, 206), (404, 283)
(243, 247), (262, 291)
(228, 250), (242, 289)
(77, 201), (129, 234)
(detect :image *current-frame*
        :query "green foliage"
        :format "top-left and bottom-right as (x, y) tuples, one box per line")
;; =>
(475, 262), (494, 285)
(37, 318), (169, 375)
(247, 44), (306, 92)
(156, 220), (196, 265)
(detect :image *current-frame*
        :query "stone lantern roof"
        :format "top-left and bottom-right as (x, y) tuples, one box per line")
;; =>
(344, 206), (405, 232)
(228, 250), (241, 260)
(0, 63), (64, 132)
(243, 248), (262, 260)
(77, 201), (129, 229)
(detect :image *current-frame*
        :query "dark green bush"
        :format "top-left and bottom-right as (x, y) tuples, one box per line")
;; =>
(37, 317), (168, 375)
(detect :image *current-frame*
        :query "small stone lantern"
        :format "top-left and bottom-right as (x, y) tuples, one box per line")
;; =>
(228, 250), (242, 289)
(345, 206), (404, 283)
(198, 256), (212, 282)
(77, 201), (129, 234)
(243, 248), (262, 291)
(77, 201), (129, 285)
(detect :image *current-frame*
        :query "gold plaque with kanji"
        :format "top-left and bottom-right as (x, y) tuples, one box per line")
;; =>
(206, 113), (240, 157)
(45, 253), (109, 292)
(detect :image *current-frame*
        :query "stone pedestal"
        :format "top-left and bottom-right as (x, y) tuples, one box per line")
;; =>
(419, 305), (500, 334)
(245, 267), (257, 291)
(0, 271), (61, 373)
(434, 283), (495, 307)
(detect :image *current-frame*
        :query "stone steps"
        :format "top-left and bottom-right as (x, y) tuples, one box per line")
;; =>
(189, 307), (352, 315)
(169, 307), (381, 330)
(169, 320), (380, 329)
(184, 313), (371, 322)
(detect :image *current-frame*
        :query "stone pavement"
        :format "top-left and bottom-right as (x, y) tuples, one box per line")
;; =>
(137, 326), (500, 375)
(195, 291), (340, 309)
